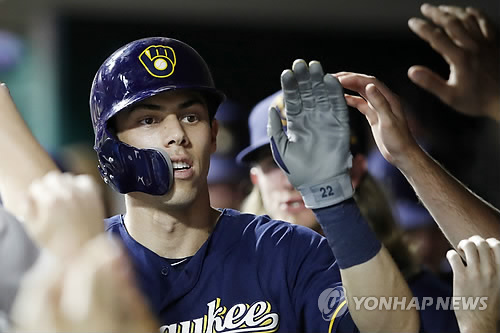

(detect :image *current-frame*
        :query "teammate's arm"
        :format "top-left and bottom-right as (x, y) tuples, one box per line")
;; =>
(337, 72), (500, 249)
(0, 83), (59, 218)
(268, 60), (419, 333)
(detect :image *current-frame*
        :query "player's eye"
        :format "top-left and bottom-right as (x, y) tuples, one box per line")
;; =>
(182, 114), (199, 124)
(139, 117), (156, 125)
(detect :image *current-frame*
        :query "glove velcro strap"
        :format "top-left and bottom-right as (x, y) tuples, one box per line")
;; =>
(298, 173), (354, 209)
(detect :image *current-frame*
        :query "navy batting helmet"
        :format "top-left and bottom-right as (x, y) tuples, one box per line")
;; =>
(90, 37), (225, 195)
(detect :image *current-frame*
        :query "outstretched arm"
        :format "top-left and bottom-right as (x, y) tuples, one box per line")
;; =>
(408, 4), (499, 122)
(268, 61), (419, 333)
(0, 83), (59, 218)
(337, 72), (500, 248)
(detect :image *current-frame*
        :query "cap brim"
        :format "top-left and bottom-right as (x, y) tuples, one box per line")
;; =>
(236, 138), (271, 165)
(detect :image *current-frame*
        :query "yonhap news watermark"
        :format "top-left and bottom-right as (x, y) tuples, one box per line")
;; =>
(349, 295), (488, 311)
(318, 287), (489, 321)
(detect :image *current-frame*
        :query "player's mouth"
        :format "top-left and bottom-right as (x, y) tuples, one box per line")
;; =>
(171, 159), (194, 179)
(280, 198), (306, 213)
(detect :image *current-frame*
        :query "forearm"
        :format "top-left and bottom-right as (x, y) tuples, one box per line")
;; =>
(314, 202), (419, 333)
(340, 247), (419, 333)
(0, 85), (59, 217)
(398, 147), (500, 248)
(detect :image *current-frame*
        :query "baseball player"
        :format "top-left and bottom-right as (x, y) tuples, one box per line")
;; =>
(0, 37), (418, 332)
(88, 37), (418, 332)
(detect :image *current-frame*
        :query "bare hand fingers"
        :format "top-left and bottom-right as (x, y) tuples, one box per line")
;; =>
(466, 7), (496, 41)
(407, 65), (451, 101)
(447, 249), (465, 276)
(337, 73), (400, 108)
(438, 5), (483, 40)
(408, 17), (461, 62)
(458, 238), (480, 270)
(345, 95), (377, 126)
(420, 3), (477, 50)
(486, 238), (500, 269)
(469, 235), (495, 276)
(365, 84), (394, 125)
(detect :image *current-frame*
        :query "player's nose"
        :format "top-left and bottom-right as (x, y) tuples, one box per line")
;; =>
(163, 116), (189, 147)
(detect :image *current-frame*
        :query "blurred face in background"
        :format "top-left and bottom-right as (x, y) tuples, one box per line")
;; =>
(250, 151), (320, 233)
(208, 183), (247, 210)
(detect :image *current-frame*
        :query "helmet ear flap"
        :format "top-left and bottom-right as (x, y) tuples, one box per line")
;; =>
(89, 37), (225, 194)
(96, 129), (173, 195)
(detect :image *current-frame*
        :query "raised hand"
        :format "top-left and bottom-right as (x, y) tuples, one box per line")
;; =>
(267, 60), (353, 209)
(408, 4), (500, 121)
(336, 72), (420, 171)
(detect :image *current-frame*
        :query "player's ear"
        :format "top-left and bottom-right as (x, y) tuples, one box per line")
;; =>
(250, 167), (259, 185)
(210, 119), (218, 154)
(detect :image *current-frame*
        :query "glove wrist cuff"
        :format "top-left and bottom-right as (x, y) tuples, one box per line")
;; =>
(298, 173), (354, 209)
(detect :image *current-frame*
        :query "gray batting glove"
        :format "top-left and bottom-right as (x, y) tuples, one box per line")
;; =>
(267, 59), (353, 209)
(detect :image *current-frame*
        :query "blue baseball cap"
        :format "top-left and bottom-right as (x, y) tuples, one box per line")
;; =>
(236, 91), (282, 164)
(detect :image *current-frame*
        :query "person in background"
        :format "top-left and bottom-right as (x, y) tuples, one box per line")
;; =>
(207, 100), (250, 209)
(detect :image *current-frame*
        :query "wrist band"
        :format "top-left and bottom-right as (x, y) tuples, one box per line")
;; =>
(313, 198), (382, 269)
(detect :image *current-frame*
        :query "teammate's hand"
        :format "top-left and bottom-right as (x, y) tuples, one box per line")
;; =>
(21, 171), (104, 260)
(336, 72), (421, 172)
(11, 235), (159, 332)
(267, 60), (353, 209)
(408, 4), (500, 122)
(446, 236), (500, 333)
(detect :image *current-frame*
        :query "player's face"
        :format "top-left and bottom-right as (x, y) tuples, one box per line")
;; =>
(251, 153), (320, 232)
(113, 90), (217, 207)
